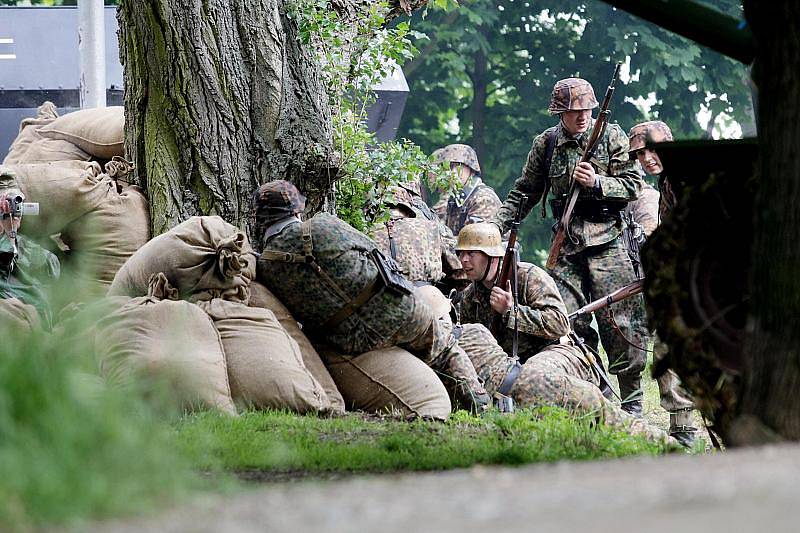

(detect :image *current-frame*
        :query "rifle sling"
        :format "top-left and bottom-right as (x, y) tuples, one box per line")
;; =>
(498, 360), (523, 396)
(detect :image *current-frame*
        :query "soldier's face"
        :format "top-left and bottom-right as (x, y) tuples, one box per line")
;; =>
(458, 250), (497, 282)
(635, 148), (664, 175)
(561, 109), (592, 135)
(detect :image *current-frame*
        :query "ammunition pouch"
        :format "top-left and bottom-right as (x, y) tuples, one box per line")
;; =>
(549, 194), (626, 223)
(369, 248), (414, 296)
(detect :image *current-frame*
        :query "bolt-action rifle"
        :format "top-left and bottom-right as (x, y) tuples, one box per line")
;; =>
(567, 278), (644, 400)
(488, 195), (527, 339)
(545, 61), (622, 270)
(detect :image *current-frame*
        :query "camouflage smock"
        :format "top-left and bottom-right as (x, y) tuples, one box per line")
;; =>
(459, 260), (570, 359)
(493, 121), (643, 255)
(370, 213), (445, 284)
(0, 233), (60, 328)
(433, 177), (502, 236)
(623, 181), (660, 238)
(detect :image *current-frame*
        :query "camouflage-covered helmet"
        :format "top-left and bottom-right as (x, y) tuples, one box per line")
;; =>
(386, 184), (416, 214)
(548, 78), (599, 115)
(455, 222), (504, 257)
(251, 180), (306, 226)
(432, 144), (481, 173)
(628, 121), (674, 152)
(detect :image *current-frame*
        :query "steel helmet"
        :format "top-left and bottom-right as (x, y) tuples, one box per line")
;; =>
(251, 180), (306, 226)
(455, 222), (505, 257)
(628, 121), (674, 152)
(548, 78), (599, 115)
(432, 144), (481, 173)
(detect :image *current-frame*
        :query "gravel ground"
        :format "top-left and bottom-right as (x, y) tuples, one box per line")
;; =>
(91, 443), (800, 533)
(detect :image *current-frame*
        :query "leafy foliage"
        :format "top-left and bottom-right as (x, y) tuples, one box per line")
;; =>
(289, 0), (450, 232)
(400, 0), (752, 259)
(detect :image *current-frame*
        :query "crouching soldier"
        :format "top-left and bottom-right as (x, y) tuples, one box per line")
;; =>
(454, 222), (670, 443)
(0, 176), (60, 329)
(253, 180), (489, 411)
(370, 182), (463, 287)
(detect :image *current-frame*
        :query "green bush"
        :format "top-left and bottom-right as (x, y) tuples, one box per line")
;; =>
(0, 314), (198, 531)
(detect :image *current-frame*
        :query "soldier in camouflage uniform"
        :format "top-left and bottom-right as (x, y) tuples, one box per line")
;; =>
(370, 182), (463, 286)
(628, 121), (697, 445)
(0, 172), (60, 329)
(431, 144), (502, 236)
(457, 322), (672, 444)
(253, 180), (489, 411)
(455, 223), (570, 362)
(452, 223), (670, 443)
(490, 78), (649, 416)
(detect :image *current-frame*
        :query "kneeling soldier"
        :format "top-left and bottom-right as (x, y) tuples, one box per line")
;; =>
(253, 180), (489, 411)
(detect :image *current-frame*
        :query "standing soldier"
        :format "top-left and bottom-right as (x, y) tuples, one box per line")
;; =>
(253, 180), (489, 411)
(490, 77), (649, 416)
(628, 120), (698, 446)
(431, 144), (502, 236)
(453, 223), (671, 444)
(370, 182), (463, 286)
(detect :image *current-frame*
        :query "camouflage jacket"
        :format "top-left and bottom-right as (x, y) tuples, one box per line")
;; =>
(433, 177), (502, 236)
(493, 122), (643, 255)
(370, 213), (445, 284)
(623, 182), (660, 238)
(256, 213), (416, 355)
(459, 260), (570, 360)
(0, 233), (60, 328)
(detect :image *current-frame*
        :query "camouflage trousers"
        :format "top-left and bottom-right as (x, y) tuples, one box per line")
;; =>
(550, 239), (648, 379)
(653, 332), (694, 412)
(386, 296), (486, 405)
(458, 323), (669, 443)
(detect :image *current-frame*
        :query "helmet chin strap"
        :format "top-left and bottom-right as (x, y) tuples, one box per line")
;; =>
(479, 256), (499, 284)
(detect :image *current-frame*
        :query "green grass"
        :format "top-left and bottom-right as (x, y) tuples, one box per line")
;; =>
(176, 407), (671, 477)
(0, 310), (205, 532)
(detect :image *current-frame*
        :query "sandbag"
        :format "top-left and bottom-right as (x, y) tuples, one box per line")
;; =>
(109, 216), (256, 303)
(248, 281), (345, 414)
(322, 346), (452, 420)
(3, 101), (59, 165)
(94, 295), (235, 414)
(0, 297), (41, 334)
(197, 298), (329, 414)
(38, 106), (124, 160)
(62, 184), (150, 290)
(13, 136), (91, 164)
(2, 161), (114, 238)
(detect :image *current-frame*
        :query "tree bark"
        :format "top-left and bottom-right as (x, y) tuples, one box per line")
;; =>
(734, 0), (800, 444)
(118, 0), (426, 236)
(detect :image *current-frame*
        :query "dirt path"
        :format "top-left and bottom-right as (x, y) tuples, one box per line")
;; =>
(93, 443), (799, 533)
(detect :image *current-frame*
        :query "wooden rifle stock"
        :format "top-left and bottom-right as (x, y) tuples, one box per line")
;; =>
(568, 278), (644, 320)
(545, 61), (622, 270)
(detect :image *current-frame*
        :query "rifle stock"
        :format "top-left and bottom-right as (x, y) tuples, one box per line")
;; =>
(545, 62), (622, 270)
(568, 278), (644, 320)
(489, 195), (527, 336)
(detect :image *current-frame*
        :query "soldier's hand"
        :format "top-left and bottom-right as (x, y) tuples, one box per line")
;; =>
(490, 281), (513, 314)
(0, 193), (9, 215)
(574, 162), (597, 188)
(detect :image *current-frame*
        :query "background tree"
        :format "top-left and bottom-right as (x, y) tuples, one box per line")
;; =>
(399, 0), (752, 260)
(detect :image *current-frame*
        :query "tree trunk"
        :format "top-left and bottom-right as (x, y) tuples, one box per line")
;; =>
(733, 0), (800, 444)
(118, 0), (425, 237)
(469, 34), (488, 170)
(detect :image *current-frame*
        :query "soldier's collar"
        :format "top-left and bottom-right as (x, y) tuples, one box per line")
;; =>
(557, 119), (595, 147)
(264, 215), (301, 241)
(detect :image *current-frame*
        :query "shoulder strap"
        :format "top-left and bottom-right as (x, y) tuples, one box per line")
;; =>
(540, 129), (558, 218)
(385, 219), (399, 261)
(260, 220), (316, 264)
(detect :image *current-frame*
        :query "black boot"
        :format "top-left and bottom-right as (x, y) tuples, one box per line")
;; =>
(669, 408), (698, 448)
(618, 374), (643, 418)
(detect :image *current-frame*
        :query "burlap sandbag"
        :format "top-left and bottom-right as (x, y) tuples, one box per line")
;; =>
(62, 184), (150, 291)
(322, 347), (452, 420)
(248, 281), (345, 414)
(38, 106), (124, 160)
(2, 161), (114, 238)
(0, 297), (41, 333)
(109, 216), (256, 303)
(94, 294), (235, 414)
(197, 298), (330, 414)
(3, 101), (59, 165)
(13, 136), (91, 164)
